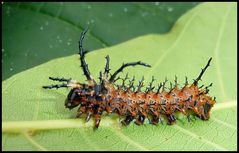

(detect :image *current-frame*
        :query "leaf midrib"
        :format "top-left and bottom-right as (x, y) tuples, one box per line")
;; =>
(3, 101), (236, 150)
(3, 101), (236, 151)
(2, 100), (237, 132)
(2, 100), (236, 132)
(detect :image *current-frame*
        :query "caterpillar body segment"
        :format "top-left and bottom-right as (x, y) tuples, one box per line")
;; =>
(43, 29), (216, 128)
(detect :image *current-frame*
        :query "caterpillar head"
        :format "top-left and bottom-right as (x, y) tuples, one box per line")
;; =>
(65, 85), (94, 109)
(64, 84), (107, 109)
(65, 88), (83, 109)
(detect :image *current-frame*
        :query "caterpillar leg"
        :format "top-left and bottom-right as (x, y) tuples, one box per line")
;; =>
(166, 114), (176, 125)
(149, 117), (158, 125)
(76, 104), (86, 118)
(178, 108), (192, 122)
(85, 110), (93, 122)
(134, 115), (145, 125)
(105, 106), (113, 114)
(150, 116), (164, 125)
(149, 110), (163, 125)
(121, 115), (134, 126)
(94, 114), (102, 129)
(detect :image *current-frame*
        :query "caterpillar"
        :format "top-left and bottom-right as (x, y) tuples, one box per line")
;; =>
(43, 28), (216, 128)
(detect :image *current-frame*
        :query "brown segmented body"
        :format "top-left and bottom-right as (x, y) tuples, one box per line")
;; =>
(43, 28), (216, 128)
(83, 81), (215, 126)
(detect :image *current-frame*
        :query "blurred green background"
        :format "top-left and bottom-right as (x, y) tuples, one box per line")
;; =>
(2, 2), (200, 80)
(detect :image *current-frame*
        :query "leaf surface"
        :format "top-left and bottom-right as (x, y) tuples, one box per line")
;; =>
(2, 2), (199, 80)
(2, 2), (237, 151)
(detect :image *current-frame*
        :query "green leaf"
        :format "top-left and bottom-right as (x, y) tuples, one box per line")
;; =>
(2, 2), (199, 80)
(2, 2), (237, 151)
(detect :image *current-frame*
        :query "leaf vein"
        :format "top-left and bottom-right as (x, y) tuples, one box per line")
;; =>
(22, 132), (48, 151)
(145, 10), (198, 81)
(109, 128), (149, 151)
(78, 129), (101, 150)
(174, 125), (228, 151)
(214, 3), (232, 100)
(210, 117), (236, 130)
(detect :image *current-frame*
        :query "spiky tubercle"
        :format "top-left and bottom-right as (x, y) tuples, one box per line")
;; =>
(43, 28), (216, 128)
(67, 78), (216, 128)
(104, 81), (216, 125)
